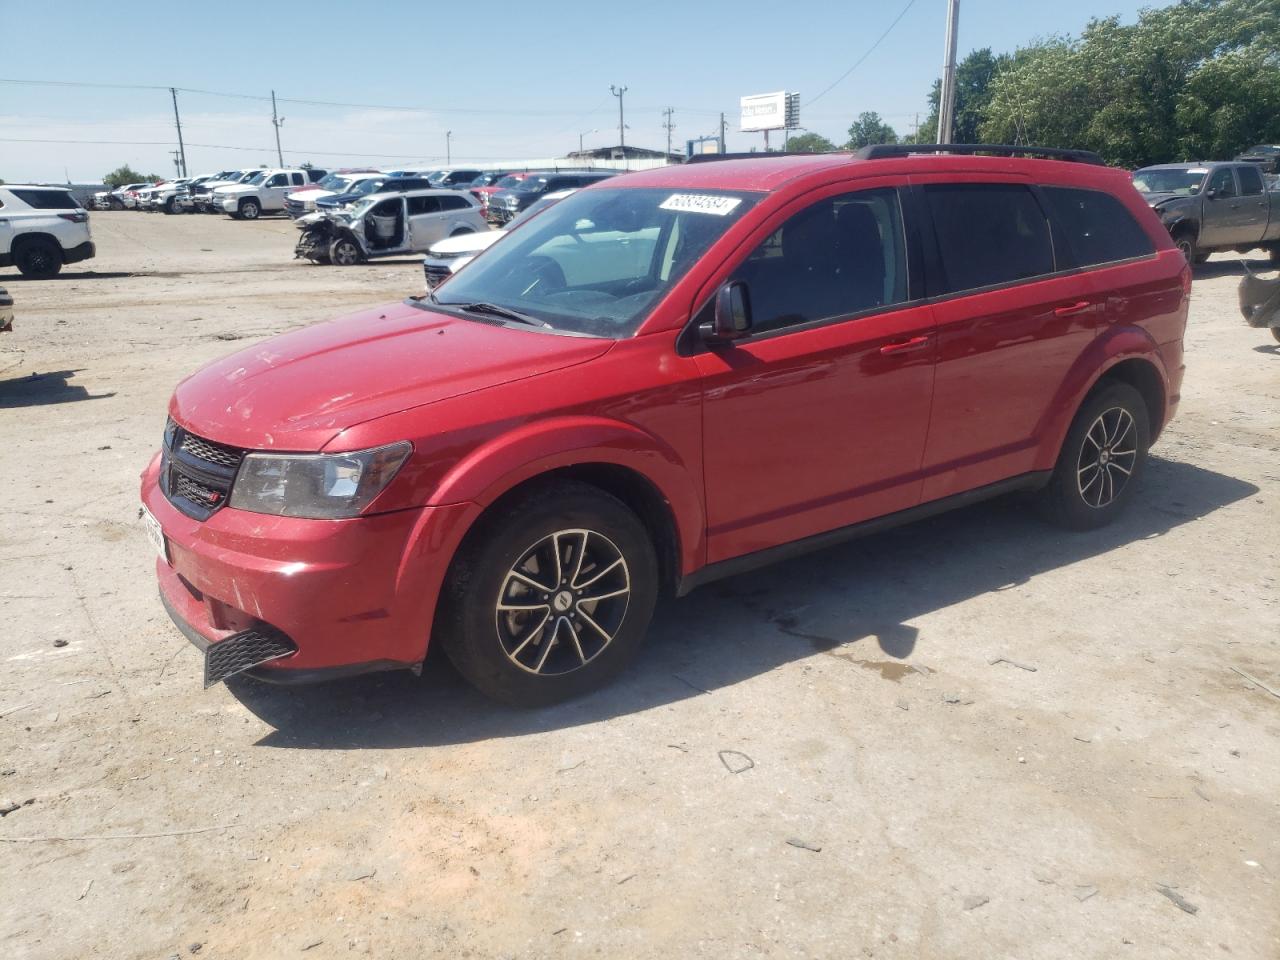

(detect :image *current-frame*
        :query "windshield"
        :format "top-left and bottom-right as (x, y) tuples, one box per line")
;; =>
(496, 175), (526, 189)
(515, 176), (550, 193)
(245, 172), (266, 185)
(1132, 169), (1205, 196)
(349, 178), (387, 196)
(316, 173), (350, 191)
(506, 192), (570, 230)
(429, 187), (759, 338)
(426, 171), (450, 186)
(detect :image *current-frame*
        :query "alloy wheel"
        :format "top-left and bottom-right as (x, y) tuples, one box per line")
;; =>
(495, 529), (631, 676)
(1076, 406), (1138, 509)
(333, 241), (360, 266)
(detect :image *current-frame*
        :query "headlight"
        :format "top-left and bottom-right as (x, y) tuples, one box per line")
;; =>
(229, 442), (411, 519)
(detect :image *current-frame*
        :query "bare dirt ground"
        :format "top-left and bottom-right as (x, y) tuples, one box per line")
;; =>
(1, 211), (1277, 960)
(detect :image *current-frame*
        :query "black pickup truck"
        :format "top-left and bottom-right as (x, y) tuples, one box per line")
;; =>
(1132, 161), (1280, 264)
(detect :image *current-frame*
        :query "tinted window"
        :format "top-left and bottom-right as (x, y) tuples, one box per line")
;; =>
(1042, 187), (1154, 267)
(11, 189), (79, 209)
(732, 188), (908, 334)
(291, 173), (304, 186)
(307, 169), (327, 182)
(1207, 168), (1236, 198)
(407, 196), (441, 215)
(1239, 165), (1264, 196)
(440, 195), (472, 211)
(925, 184), (1054, 293)
(266, 174), (288, 187)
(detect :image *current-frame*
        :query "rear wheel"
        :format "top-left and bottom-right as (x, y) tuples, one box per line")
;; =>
(450, 227), (475, 237)
(439, 481), (659, 707)
(1038, 381), (1150, 530)
(238, 199), (260, 220)
(15, 240), (63, 278)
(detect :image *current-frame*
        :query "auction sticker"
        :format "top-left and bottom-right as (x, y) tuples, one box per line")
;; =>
(660, 194), (743, 216)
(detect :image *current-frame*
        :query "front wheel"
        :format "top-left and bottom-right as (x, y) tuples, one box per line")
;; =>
(329, 237), (362, 266)
(1174, 232), (1199, 265)
(238, 199), (260, 220)
(1038, 381), (1150, 531)
(439, 481), (659, 706)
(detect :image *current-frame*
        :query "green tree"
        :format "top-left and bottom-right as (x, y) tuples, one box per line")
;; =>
(845, 112), (898, 150)
(911, 47), (1011, 144)
(103, 164), (148, 188)
(786, 131), (838, 152)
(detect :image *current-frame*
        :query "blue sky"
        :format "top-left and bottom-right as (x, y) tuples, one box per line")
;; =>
(2, 0), (1152, 181)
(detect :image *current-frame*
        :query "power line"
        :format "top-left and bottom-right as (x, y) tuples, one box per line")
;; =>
(807, 0), (921, 107)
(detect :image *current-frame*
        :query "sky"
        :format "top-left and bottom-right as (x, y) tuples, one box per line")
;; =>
(0, 0), (1154, 183)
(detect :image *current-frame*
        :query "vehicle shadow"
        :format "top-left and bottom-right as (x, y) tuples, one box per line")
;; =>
(1194, 256), (1273, 280)
(2, 271), (135, 282)
(0, 369), (115, 408)
(229, 455), (1258, 750)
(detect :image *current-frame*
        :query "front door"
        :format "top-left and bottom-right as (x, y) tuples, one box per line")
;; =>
(407, 195), (446, 251)
(697, 185), (936, 564)
(1200, 167), (1253, 247)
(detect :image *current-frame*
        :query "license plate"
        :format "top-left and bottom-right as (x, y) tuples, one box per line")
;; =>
(141, 505), (169, 564)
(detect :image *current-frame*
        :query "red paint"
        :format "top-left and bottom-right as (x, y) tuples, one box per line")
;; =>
(142, 153), (1188, 677)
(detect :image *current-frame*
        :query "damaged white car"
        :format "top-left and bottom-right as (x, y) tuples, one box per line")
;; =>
(294, 188), (489, 265)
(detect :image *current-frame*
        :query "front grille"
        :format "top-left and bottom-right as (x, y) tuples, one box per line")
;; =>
(205, 628), (296, 687)
(182, 433), (244, 468)
(163, 423), (247, 521)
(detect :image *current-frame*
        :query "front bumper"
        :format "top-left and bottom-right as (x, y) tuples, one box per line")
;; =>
(141, 455), (473, 684)
(219, 197), (242, 212)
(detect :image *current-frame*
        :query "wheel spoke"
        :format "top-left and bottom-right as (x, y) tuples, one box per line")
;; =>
(534, 618), (563, 673)
(1108, 460), (1132, 477)
(573, 556), (623, 590)
(509, 569), (556, 594)
(567, 622), (588, 664)
(1113, 414), (1134, 448)
(509, 610), (552, 660)
(579, 586), (629, 605)
(577, 608), (613, 643)
(570, 531), (589, 587)
(550, 533), (565, 586)
(497, 601), (551, 613)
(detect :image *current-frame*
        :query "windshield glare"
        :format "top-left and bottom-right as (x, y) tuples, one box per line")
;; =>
(245, 172), (266, 185)
(316, 173), (350, 191)
(515, 177), (550, 193)
(1132, 169), (1205, 195)
(431, 187), (758, 338)
(496, 175), (526, 188)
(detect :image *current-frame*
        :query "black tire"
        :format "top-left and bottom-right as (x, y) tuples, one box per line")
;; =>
(1268, 244), (1280, 266)
(450, 227), (475, 237)
(439, 480), (659, 707)
(1038, 381), (1150, 531)
(164, 196), (183, 215)
(108, 197), (124, 210)
(1173, 231), (1199, 265)
(1271, 327), (1280, 344)
(329, 237), (362, 266)
(15, 239), (63, 278)
(238, 199), (260, 220)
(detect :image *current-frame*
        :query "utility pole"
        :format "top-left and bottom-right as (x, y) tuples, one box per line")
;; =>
(937, 0), (960, 145)
(719, 112), (727, 154)
(610, 85), (628, 151)
(578, 128), (598, 154)
(662, 107), (675, 158)
(170, 150), (182, 177)
(270, 89), (285, 166)
(446, 130), (452, 165)
(169, 87), (188, 177)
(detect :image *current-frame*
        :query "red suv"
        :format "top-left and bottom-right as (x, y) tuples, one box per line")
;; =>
(141, 145), (1188, 705)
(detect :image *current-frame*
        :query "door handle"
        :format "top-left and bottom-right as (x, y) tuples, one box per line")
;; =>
(1054, 300), (1093, 318)
(879, 335), (931, 356)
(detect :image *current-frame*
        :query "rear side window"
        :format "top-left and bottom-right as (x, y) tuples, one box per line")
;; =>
(439, 195), (472, 211)
(924, 184), (1054, 293)
(1042, 187), (1154, 267)
(11, 189), (79, 209)
(408, 196), (441, 215)
(1238, 165), (1264, 196)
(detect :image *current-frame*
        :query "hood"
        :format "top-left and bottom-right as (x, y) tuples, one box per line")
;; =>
(170, 300), (613, 450)
(218, 184), (254, 196)
(318, 191), (362, 206)
(428, 231), (503, 256)
(1141, 191), (1189, 208)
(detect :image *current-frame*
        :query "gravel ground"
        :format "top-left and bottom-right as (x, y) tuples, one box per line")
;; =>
(1, 211), (1277, 960)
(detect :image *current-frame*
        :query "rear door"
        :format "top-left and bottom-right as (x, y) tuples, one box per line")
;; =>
(407, 195), (446, 250)
(911, 177), (1096, 501)
(1235, 165), (1270, 246)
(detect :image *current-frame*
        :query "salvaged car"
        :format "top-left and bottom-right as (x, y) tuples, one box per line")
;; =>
(143, 145), (1188, 705)
(294, 188), (488, 265)
(1133, 161), (1280, 263)
(1238, 265), (1280, 343)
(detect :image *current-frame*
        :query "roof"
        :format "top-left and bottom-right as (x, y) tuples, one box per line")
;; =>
(615, 151), (1129, 193)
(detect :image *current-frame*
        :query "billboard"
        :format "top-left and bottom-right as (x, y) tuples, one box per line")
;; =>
(740, 91), (787, 133)
(740, 91), (800, 132)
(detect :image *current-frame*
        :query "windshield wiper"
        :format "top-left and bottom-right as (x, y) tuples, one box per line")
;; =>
(453, 301), (552, 329)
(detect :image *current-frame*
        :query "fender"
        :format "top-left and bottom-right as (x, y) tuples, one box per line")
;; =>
(1031, 325), (1168, 473)
(430, 415), (705, 575)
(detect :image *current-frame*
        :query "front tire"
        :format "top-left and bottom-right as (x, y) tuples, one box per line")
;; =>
(329, 237), (362, 266)
(15, 240), (63, 278)
(1038, 381), (1150, 531)
(439, 481), (659, 707)
(164, 196), (183, 214)
(238, 199), (261, 220)
(1173, 231), (1199, 265)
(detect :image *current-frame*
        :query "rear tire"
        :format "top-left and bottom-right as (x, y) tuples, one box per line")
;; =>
(439, 481), (659, 707)
(1038, 381), (1150, 531)
(15, 240), (63, 278)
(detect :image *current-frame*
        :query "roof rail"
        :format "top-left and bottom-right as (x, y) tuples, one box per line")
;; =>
(684, 152), (823, 164)
(854, 143), (1106, 165)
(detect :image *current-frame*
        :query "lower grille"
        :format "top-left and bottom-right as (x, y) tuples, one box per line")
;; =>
(173, 473), (225, 509)
(205, 628), (297, 687)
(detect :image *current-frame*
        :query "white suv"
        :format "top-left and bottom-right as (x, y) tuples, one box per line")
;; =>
(214, 168), (326, 219)
(0, 185), (96, 278)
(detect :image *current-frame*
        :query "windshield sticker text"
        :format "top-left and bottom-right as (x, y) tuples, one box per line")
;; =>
(659, 194), (743, 216)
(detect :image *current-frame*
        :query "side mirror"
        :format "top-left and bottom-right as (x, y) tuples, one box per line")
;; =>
(701, 281), (752, 345)
(1205, 188), (1217, 200)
